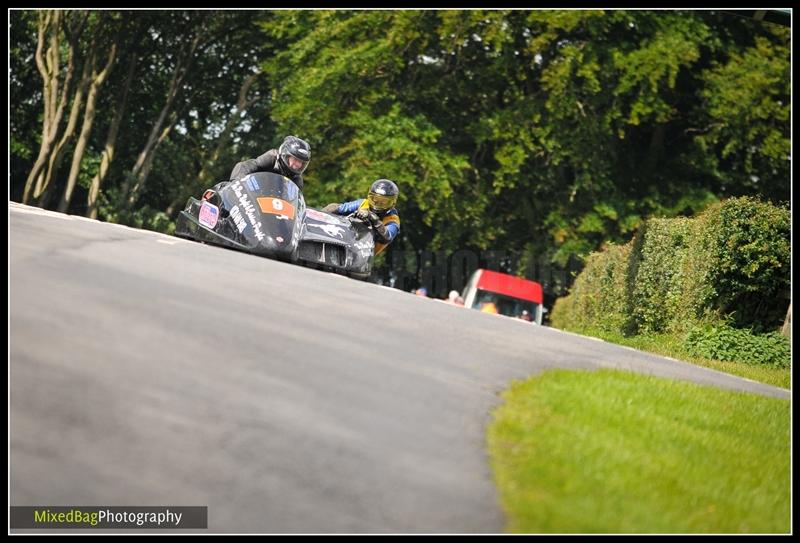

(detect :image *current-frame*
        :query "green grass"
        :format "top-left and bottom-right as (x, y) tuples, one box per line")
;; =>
(563, 327), (790, 390)
(488, 369), (791, 533)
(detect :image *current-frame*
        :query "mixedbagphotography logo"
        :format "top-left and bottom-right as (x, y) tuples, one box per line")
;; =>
(10, 506), (207, 529)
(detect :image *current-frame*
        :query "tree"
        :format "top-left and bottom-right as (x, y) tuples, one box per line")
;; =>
(10, 10), (44, 202)
(259, 10), (789, 289)
(10, 10), (788, 294)
(21, 10), (88, 205)
(86, 54), (137, 219)
(57, 14), (119, 213)
(694, 28), (790, 203)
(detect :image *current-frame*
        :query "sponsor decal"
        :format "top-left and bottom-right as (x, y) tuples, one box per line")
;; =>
(198, 202), (219, 229)
(257, 197), (296, 219)
(245, 176), (260, 192)
(309, 223), (345, 238)
(276, 236), (284, 243)
(305, 209), (342, 224)
(231, 180), (265, 241)
(354, 236), (373, 258)
(229, 205), (247, 233)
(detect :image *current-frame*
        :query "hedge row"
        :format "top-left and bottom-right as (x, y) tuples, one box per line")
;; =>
(551, 197), (790, 366)
(552, 241), (634, 334)
(682, 197), (791, 332)
(630, 217), (693, 334)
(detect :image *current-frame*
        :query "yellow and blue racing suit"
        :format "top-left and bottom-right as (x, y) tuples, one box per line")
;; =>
(333, 199), (400, 255)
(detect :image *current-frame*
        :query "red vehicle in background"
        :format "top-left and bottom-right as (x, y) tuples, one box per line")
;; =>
(461, 269), (544, 324)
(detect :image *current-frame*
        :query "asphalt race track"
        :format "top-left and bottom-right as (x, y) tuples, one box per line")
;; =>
(9, 202), (789, 533)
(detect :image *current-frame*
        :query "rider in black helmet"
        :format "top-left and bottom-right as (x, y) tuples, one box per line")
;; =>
(323, 179), (401, 255)
(230, 135), (311, 190)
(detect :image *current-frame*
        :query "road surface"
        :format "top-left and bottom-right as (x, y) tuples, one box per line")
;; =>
(9, 203), (789, 533)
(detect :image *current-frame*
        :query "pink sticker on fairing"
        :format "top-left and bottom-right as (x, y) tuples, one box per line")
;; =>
(199, 201), (219, 229)
(306, 209), (342, 224)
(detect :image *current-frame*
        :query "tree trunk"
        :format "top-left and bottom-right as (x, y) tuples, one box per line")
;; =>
(135, 118), (177, 195)
(87, 55), (137, 219)
(34, 51), (94, 208)
(58, 43), (117, 213)
(198, 72), (259, 185)
(122, 33), (202, 209)
(781, 304), (791, 340)
(165, 72), (260, 217)
(642, 124), (666, 179)
(22, 11), (77, 204)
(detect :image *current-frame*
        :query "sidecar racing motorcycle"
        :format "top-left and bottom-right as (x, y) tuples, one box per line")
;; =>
(175, 172), (374, 279)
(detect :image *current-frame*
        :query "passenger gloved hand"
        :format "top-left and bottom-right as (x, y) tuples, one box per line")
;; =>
(371, 217), (389, 241)
(355, 208), (372, 222)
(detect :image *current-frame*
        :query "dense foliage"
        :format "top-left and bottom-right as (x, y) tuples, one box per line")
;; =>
(551, 197), (791, 367)
(10, 10), (790, 296)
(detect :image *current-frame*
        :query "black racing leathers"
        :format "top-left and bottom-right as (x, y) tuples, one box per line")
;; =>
(230, 149), (304, 191)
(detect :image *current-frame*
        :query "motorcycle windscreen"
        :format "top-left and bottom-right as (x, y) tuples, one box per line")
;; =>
(222, 172), (303, 250)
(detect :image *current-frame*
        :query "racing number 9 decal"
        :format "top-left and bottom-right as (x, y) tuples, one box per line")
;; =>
(257, 197), (296, 219)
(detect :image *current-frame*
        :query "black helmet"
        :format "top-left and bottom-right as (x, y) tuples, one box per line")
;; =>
(367, 179), (399, 214)
(277, 135), (311, 175)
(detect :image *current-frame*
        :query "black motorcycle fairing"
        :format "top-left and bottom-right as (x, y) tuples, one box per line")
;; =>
(175, 171), (375, 277)
(176, 172), (302, 258)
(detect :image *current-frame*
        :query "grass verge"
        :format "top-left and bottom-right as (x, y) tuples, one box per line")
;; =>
(488, 369), (790, 533)
(561, 327), (790, 390)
